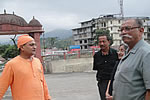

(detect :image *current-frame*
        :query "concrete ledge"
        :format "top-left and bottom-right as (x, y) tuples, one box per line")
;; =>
(44, 58), (93, 73)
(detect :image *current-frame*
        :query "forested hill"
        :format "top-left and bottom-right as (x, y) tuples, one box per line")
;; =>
(44, 29), (72, 39)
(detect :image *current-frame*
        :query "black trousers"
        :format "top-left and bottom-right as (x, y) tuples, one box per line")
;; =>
(97, 80), (109, 100)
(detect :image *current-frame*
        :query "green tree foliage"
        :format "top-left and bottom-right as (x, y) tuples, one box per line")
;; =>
(0, 45), (19, 60)
(55, 36), (74, 50)
(40, 36), (74, 50)
(0, 44), (10, 55)
(94, 29), (113, 46)
(45, 37), (58, 49)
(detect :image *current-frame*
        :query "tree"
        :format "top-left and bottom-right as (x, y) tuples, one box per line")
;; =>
(0, 44), (10, 55)
(1, 45), (19, 60)
(94, 29), (113, 46)
(55, 37), (74, 50)
(40, 36), (74, 50)
(46, 37), (58, 49)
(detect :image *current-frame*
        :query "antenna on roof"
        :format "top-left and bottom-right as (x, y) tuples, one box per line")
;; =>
(4, 9), (6, 14)
(120, 0), (124, 18)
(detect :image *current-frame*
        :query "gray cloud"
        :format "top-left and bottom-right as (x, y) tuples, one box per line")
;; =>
(0, 0), (150, 32)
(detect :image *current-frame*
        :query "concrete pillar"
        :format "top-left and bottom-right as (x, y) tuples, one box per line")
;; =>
(32, 33), (43, 62)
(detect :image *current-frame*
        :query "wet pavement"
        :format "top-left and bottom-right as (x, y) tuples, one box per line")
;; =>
(2, 72), (100, 100)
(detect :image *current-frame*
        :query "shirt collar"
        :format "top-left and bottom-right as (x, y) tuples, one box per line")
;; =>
(127, 39), (144, 54)
(122, 39), (144, 61)
(100, 47), (113, 55)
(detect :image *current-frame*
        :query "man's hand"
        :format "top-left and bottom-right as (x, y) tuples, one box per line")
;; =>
(145, 90), (150, 100)
(105, 92), (110, 98)
(106, 96), (113, 100)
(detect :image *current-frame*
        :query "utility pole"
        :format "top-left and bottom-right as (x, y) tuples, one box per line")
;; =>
(120, 0), (124, 19)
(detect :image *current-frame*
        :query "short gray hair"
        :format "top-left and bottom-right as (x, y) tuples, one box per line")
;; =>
(124, 18), (143, 27)
(134, 19), (143, 27)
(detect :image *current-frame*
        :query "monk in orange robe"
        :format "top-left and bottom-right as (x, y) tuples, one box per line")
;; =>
(0, 35), (51, 100)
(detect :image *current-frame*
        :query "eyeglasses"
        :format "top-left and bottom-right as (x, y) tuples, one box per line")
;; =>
(118, 26), (140, 32)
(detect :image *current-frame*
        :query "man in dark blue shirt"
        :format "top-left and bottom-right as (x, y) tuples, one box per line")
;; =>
(93, 34), (118, 100)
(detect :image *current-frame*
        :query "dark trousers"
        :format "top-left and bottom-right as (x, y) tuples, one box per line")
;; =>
(97, 80), (109, 100)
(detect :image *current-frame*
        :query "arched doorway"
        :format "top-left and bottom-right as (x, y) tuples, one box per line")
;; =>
(0, 11), (44, 62)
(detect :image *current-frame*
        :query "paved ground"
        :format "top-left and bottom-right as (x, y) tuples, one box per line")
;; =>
(2, 72), (100, 100)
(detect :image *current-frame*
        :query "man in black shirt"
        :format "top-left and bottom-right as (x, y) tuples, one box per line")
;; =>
(93, 34), (118, 100)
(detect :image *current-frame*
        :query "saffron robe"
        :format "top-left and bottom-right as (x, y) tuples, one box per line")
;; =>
(0, 56), (51, 100)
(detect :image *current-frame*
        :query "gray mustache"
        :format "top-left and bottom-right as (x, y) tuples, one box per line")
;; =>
(120, 34), (132, 39)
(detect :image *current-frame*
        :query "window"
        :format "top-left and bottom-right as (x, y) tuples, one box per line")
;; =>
(84, 40), (87, 43)
(148, 33), (150, 37)
(84, 45), (87, 49)
(103, 22), (106, 27)
(79, 35), (82, 38)
(79, 29), (82, 32)
(118, 20), (121, 24)
(111, 27), (113, 31)
(80, 40), (82, 44)
(110, 21), (112, 24)
(84, 34), (87, 37)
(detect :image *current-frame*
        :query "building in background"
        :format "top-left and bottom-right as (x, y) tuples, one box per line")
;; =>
(72, 15), (150, 50)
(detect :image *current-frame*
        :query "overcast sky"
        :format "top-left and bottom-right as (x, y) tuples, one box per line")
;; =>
(0, 0), (150, 42)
